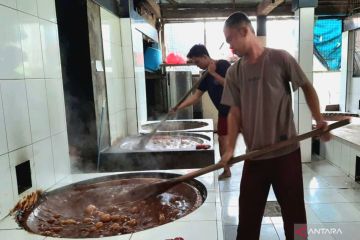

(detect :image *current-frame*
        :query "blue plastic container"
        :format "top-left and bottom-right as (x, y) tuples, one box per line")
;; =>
(144, 47), (162, 71)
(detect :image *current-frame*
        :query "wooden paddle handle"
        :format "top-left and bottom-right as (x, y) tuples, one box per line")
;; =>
(175, 119), (350, 183)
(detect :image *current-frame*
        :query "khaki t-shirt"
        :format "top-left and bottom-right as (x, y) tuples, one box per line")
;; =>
(221, 48), (308, 159)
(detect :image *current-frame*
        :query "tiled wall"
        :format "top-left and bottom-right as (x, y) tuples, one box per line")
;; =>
(100, 8), (128, 144)
(0, 0), (70, 219)
(100, 11), (148, 142)
(131, 28), (147, 130)
(294, 7), (314, 162)
(121, 18), (138, 135)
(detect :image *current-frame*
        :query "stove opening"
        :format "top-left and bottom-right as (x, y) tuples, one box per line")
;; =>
(15, 160), (32, 194)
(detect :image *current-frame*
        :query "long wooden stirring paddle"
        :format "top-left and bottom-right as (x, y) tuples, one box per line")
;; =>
(118, 119), (350, 203)
(136, 70), (209, 149)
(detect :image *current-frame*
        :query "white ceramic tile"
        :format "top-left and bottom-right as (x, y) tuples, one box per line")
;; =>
(302, 175), (330, 189)
(219, 179), (241, 192)
(337, 189), (360, 203)
(321, 176), (359, 189)
(303, 189), (347, 204)
(0, 5), (24, 79)
(339, 141), (350, 174)
(220, 191), (239, 207)
(33, 138), (55, 190)
(126, 108), (137, 135)
(116, 78), (127, 110)
(179, 203), (217, 221)
(1, 80), (32, 151)
(125, 77), (136, 109)
(260, 224), (279, 240)
(0, 154), (14, 219)
(135, 72), (146, 106)
(217, 220), (224, 240)
(328, 222), (360, 240)
(106, 78), (116, 114)
(0, 0), (16, 8)
(0, 91), (8, 155)
(130, 221), (218, 240)
(39, 19), (61, 78)
(100, 8), (121, 44)
(136, 103), (147, 127)
(273, 223), (286, 240)
(18, 13), (44, 79)
(332, 140), (342, 168)
(109, 113), (117, 143)
(46, 79), (66, 135)
(0, 229), (46, 239)
(51, 131), (70, 182)
(9, 145), (36, 199)
(37, 0), (56, 23)
(120, 18), (132, 46)
(16, 0), (37, 16)
(310, 203), (360, 222)
(110, 43), (122, 78)
(118, 110), (127, 138)
(103, 40), (113, 78)
(205, 190), (217, 204)
(305, 204), (321, 224)
(308, 160), (345, 177)
(123, 46), (135, 78)
(302, 164), (317, 176)
(113, 44), (124, 79)
(300, 139), (312, 163)
(0, 215), (20, 230)
(267, 186), (277, 201)
(349, 147), (358, 177)
(26, 79), (50, 142)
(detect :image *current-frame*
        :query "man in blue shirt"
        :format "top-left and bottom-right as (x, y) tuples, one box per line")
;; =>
(172, 44), (232, 180)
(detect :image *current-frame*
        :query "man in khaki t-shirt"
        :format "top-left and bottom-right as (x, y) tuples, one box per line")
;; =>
(220, 12), (330, 240)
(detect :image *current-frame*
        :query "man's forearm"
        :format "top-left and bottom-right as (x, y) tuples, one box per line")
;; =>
(226, 107), (241, 152)
(210, 72), (225, 86)
(177, 93), (201, 110)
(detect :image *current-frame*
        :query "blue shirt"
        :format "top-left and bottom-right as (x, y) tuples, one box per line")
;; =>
(198, 59), (230, 117)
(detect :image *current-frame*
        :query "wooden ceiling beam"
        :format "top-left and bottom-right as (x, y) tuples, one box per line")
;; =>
(257, 0), (285, 16)
(166, 0), (178, 5)
(144, 0), (161, 18)
(161, 4), (293, 19)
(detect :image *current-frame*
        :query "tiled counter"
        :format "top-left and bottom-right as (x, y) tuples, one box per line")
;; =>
(319, 118), (360, 179)
(0, 170), (223, 240)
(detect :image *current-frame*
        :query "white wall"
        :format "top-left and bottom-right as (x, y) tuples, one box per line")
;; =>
(120, 18), (138, 135)
(0, 0), (70, 219)
(131, 28), (147, 130)
(100, 8), (128, 144)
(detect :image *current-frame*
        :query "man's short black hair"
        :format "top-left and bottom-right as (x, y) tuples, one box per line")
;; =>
(187, 44), (210, 58)
(225, 11), (254, 33)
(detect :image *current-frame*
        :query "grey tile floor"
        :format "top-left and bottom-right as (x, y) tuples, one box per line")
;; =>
(214, 134), (360, 240)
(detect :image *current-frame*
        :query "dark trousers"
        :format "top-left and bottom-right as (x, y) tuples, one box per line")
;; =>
(236, 148), (307, 240)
